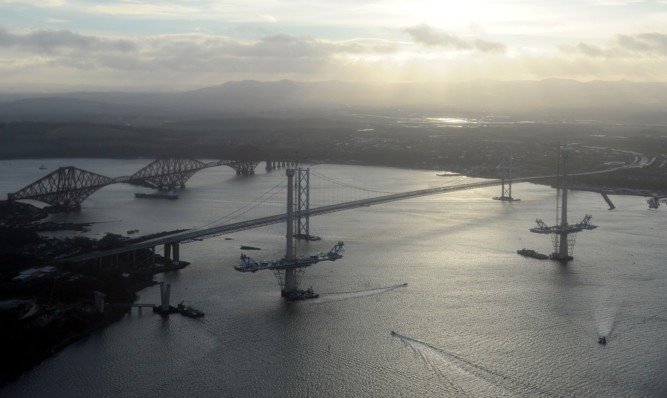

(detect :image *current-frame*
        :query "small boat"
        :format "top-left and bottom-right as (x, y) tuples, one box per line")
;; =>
(177, 302), (204, 317)
(39, 164), (47, 170)
(598, 336), (606, 345)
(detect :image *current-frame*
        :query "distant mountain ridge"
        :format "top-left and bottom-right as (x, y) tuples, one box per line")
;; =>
(1, 79), (666, 124)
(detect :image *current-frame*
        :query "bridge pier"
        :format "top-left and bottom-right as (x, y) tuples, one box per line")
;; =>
(601, 192), (615, 210)
(172, 243), (180, 263)
(160, 282), (171, 312)
(94, 291), (106, 313)
(283, 168), (297, 295)
(163, 242), (180, 264)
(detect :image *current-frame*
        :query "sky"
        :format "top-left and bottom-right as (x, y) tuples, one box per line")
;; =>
(0, 0), (666, 90)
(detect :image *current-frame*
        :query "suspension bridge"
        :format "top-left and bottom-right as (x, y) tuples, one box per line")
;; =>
(55, 167), (516, 298)
(57, 170), (508, 263)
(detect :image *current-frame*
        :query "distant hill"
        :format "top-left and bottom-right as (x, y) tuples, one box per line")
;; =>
(1, 79), (666, 125)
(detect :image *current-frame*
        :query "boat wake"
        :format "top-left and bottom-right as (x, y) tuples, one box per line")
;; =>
(308, 283), (408, 304)
(390, 332), (559, 397)
(593, 290), (623, 342)
(595, 314), (616, 342)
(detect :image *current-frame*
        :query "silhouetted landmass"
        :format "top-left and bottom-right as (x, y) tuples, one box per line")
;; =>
(0, 206), (191, 387)
(0, 79), (665, 194)
(2, 80), (666, 124)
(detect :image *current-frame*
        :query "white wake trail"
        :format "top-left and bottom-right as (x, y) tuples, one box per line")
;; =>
(309, 283), (408, 304)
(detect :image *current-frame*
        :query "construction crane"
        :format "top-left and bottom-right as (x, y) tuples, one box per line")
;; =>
(234, 166), (345, 300)
(235, 241), (344, 300)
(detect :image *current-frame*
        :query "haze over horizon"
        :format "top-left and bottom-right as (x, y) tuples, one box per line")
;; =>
(1, 0), (666, 92)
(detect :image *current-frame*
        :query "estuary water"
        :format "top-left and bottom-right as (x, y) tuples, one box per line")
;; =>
(1, 159), (665, 397)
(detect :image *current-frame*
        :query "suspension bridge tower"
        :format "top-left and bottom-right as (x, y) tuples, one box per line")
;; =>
(493, 150), (519, 202)
(530, 148), (597, 261)
(234, 167), (344, 300)
(284, 168), (298, 295)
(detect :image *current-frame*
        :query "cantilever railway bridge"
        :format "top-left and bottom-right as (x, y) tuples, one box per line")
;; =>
(8, 157), (277, 208)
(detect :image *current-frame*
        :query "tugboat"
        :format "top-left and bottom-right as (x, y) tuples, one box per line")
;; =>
(177, 301), (204, 317)
(517, 248), (549, 260)
(284, 287), (319, 301)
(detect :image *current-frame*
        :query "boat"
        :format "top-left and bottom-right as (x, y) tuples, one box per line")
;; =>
(517, 248), (549, 260)
(177, 302), (204, 317)
(294, 233), (322, 241)
(135, 191), (178, 200)
(38, 164), (47, 170)
(284, 288), (319, 301)
(598, 336), (606, 345)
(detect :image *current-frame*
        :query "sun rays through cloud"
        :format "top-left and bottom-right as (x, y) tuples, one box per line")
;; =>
(0, 0), (665, 88)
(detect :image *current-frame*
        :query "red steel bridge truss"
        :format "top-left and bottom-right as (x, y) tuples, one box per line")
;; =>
(10, 158), (261, 209)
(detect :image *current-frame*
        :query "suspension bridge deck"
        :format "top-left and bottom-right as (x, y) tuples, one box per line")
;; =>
(58, 178), (508, 264)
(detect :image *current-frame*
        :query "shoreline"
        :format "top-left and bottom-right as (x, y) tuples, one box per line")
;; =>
(0, 262), (184, 389)
(0, 268), (167, 388)
(0, 210), (190, 388)
(1, 158), (663, 389)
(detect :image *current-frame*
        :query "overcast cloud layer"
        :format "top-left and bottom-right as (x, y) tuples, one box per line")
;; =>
(0, 0), (665, 90)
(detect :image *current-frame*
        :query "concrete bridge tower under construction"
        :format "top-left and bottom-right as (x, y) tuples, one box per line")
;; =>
(530, 148), (597, 261)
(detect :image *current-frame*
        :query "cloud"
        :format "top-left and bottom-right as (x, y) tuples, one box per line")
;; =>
(1, 25), (665, 87)
(260, 15), (277, 23)
(87, 3), (201, 18)
(561, 32), (667, 58)
(402, 24), (506, 53)
(0, 0), (64, 6)
(0, 26), (401, 79)
(45, 18), (68, 24)
(0, 27), (137, 54)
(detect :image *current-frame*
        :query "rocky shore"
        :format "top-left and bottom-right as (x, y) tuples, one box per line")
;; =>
(0, 202), (187, 387)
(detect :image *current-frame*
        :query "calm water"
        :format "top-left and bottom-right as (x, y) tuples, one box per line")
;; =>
(1, 159), (665, 397)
